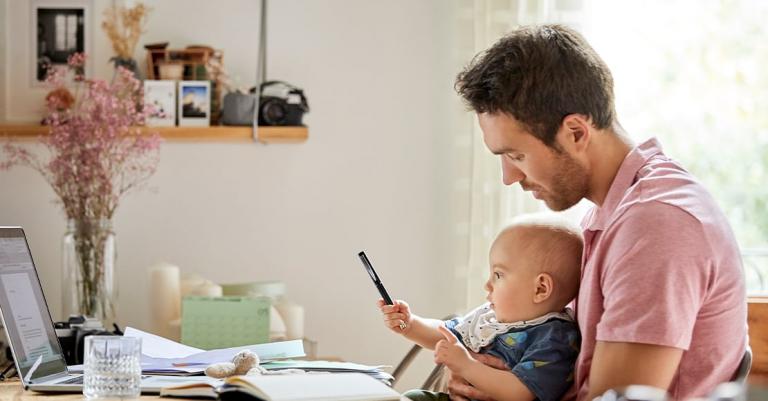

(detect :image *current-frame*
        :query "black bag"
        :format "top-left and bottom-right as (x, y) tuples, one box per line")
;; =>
(221, 91), (258, 126)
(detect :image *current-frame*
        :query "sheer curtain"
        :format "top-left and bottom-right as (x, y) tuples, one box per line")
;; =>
(451, 0), (589, 311)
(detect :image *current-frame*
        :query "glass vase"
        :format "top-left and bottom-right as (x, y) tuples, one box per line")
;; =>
(62, 218), (117, 326)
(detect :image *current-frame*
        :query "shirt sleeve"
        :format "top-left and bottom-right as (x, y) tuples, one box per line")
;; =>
(596, 201), (712, 349)
(444, 317), (465, 344)
(508, 321), (580, 401)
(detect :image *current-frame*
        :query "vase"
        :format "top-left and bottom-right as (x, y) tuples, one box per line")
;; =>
(110, 57), (140, 79)
(61, 218), (117, 326)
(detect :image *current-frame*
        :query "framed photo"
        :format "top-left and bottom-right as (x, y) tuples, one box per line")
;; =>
(31, 0), (93, 85)
(144, 80), (176, 127)
(178, 81), (211, 127)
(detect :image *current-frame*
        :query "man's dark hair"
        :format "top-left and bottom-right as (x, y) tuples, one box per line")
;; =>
(455, 24), (616, 148)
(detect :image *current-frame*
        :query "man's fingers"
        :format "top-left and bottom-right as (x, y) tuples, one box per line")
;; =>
(449, 395), (470, 401)
(447, 380), (494, 401)
(472, 352), (507, 370)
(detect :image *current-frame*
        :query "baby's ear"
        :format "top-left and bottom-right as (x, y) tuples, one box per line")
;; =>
(533, 273), (554, 303)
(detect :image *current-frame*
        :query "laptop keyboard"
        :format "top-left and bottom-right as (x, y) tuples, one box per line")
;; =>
(59, 376), (84, 384)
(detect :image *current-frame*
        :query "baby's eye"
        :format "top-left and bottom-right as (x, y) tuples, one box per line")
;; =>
(493, 271), (502, 280)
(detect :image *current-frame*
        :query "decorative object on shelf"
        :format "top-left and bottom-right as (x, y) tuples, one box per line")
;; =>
(32, 1), (91, 83)
(143, 42), (168, 51)
(145, 47), (221, 81)
(221, 90), (257, 126)
(144, 80), (176, 126)
(102, 1), (151, 78)
(158, 62), (184, 80)
(146, 46), (224, 124)
(110, 57), (140, 78)
(178, 80), (211, 127)
(44, 87), (75, 113)
(257, 81), (310, 126)
(0, 53), (161, 325)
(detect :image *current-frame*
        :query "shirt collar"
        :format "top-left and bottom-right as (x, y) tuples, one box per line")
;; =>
(584, 137), (664, 231)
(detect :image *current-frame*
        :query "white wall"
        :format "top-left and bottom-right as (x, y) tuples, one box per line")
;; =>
(0, 0), (471, 391)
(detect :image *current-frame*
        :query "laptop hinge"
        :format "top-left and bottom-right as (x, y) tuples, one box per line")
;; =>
(27, 371), (70, 385)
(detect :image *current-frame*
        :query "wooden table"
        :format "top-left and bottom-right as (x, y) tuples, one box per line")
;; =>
(0, 379), (164, 400)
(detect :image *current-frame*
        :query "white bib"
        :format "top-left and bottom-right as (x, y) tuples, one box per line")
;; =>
(452, 303), (574, 352)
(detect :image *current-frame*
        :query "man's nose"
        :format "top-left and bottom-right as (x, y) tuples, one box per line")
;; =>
(502, 160), (525, 186)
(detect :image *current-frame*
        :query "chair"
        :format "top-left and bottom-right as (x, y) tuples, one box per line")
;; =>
(391, 314), (458, 391)
(391, 344), (447, 390)
(731, 346), (752, 384)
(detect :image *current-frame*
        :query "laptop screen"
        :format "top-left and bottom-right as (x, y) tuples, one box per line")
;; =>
(0, 227), (68, 381)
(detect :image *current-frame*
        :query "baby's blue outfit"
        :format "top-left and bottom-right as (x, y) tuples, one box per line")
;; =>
(444, 304), (580, 401)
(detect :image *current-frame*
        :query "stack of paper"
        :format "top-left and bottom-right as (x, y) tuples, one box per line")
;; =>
(68, 327), (305, 376)
(260, 360), (394, 385)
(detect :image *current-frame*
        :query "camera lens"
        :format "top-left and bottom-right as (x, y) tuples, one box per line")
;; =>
(261, 99), (286, 125)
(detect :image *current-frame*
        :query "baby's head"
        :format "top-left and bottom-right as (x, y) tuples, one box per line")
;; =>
(485, 214), (583, 323)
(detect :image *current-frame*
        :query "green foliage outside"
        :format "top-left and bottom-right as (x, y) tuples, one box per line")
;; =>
(591, 0), (768, 293)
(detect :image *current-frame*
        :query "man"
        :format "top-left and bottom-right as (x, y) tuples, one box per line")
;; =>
(448, 25), (747, 401)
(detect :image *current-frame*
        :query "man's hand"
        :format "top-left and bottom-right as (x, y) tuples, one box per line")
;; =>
(434, 325), (474, 374)
(446, 352), (506, 401)
(377, 299), (412, 334)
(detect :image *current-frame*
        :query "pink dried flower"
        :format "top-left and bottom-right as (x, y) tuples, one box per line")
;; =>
(1, 52), (162, 221)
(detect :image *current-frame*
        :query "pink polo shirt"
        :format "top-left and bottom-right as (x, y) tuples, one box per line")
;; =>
(573, 138), (747, 401)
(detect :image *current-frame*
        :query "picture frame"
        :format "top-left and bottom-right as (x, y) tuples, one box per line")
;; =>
(178, 81), (211, 127)
(31, 0), (93, 86)
(143, 80), (176, 127)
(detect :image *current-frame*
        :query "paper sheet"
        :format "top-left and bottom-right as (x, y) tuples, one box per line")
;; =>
(119, 327), (305, 375)
(124, 327), (202, 358)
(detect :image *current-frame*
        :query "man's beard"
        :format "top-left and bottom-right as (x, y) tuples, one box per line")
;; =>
(540, 151), (589, 211)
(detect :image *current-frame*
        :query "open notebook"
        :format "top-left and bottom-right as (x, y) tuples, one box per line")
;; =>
(160, 372), (401, 401)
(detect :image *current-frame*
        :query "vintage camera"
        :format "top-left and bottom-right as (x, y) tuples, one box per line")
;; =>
(54, 315), (115, 365)
(256, 81), (309, 126)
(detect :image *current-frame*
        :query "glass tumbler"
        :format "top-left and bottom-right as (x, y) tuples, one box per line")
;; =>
(83, 336), (142, 399)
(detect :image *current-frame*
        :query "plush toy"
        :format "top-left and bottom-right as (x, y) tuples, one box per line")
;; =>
(205, 350), (304, 378)
(205, 350), (260, 378)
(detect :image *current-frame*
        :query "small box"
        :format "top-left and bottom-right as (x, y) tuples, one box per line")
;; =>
(181, 296), (270, 350)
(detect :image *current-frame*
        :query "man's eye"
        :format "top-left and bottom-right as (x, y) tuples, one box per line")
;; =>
(506, 153), (525, 162)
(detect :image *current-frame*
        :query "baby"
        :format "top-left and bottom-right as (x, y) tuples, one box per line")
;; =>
(379, 215), (582, 401)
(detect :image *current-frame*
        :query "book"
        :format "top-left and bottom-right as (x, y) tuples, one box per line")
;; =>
(160, 372), (401, 401)
(260, 360), (394, 385)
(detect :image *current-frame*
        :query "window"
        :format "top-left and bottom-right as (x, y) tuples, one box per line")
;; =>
(586, 0), (768, 294)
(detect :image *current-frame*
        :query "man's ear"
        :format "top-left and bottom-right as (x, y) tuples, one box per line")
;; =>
(559, 114), (592, 154)
(533, 273), (554, 304)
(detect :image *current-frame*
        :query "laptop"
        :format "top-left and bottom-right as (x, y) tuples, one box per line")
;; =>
(0, 226), (219, 393)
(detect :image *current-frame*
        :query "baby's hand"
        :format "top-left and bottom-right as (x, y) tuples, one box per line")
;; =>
(377, 299), (412, 334)
(434, 325), (473, 375)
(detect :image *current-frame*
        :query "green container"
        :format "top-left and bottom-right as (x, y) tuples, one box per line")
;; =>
(181, 296), (270, 349)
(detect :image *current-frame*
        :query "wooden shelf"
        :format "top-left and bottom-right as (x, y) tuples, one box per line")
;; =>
(0, 124), (308, 144)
